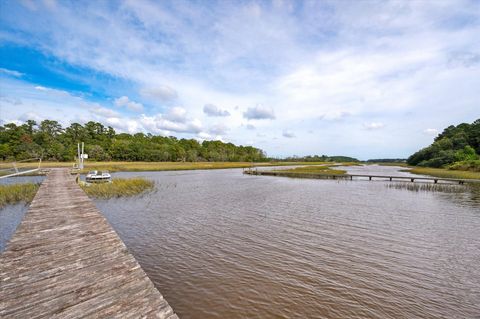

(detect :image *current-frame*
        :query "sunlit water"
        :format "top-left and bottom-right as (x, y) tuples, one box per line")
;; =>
(1, 166), (479, 318)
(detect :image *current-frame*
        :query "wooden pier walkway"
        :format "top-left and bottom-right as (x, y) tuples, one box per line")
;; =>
(244, 169), (480, 184)
(0, 168), (178, 319)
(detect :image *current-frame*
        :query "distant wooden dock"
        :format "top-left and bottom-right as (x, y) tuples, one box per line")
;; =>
(243, 169), (480, 184)
(0, 168), (178, 318)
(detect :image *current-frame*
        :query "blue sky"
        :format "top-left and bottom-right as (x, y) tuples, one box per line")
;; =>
(0, 0), (479, 159)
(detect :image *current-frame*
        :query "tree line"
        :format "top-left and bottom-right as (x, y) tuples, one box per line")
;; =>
(283, 155), (359, 162)
(0, 120), (267, 162)
(407, 119), (480, 169)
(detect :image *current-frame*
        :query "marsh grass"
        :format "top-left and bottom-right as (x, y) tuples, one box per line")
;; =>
(0, 161), (333, 173)
(0, 183), (40, 208)
(405, 167), (480, 180)
(276, 164), (346, 175)
(372, 162), (409, 167)
(80, 178), (155, 199)
(387, 182), (465, 193)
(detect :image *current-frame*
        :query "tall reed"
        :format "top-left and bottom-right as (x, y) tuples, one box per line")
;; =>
(386, 182), (465, 193)
(0, 183), (40, 208)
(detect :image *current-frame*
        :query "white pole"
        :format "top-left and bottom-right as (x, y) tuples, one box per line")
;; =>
(77, 143), (81, 169)
(80, 142), (85, 169)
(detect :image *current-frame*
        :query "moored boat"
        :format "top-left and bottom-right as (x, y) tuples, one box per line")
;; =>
(85, 170), (111, 183)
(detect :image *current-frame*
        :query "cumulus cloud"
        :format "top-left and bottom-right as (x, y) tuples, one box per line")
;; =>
(141, 86), (178, 102)
(209, 123), (229, 135)
(203, 104), (230, 117)
(0, 68), (23, 77)
(243, 105), (275, 120)
(164, 106), (187, 123)
(105, 117), (142, 134)
(196, 132), (212, 140)
(114, 96), (144, 112)
(423, 128), (439, 135)
(139, 113), (202, 134)
(90, 106), (119, 118)
(19, 111), (42, 122)
(282, 130), (295, 138)
(363, 122), (385, 130)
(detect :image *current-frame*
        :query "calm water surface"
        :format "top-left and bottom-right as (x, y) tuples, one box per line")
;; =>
(0, 175), (44, 252)
(1, 166), (479, 318)
(94, 166), (480, 319)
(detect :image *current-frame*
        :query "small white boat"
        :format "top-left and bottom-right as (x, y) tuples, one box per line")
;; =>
(85, 170), (111, 183)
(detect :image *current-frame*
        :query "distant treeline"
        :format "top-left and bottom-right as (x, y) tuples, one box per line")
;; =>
(282, 155), (359, 162)
(407, 119), (480, 170)
(0, 120), (266, 162)
(366, 158), (406, 163)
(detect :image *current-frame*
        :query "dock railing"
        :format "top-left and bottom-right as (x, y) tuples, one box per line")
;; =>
(0, 157), (43, 179)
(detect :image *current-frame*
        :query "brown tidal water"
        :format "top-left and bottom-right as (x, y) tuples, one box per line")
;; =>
(90, 166), (480, 319)
(1, 166), (479, 318)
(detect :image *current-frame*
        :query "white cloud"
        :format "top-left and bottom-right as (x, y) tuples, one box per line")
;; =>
(209, 123), (229, 135)
(139, 112), (202, 135)
(140, 86), (178, 102)
(164, 106), (187, 123)
(105, 117), (142, 134)
(243, 105), (275, 120)
(282, 130), (295, 138)
(363, 122), (385, 130)
(423, 128), (439, 135)
(203, 104), (230, 117)
(90, 106), (119, 118)
(33, 85), (70, 97)
(0, 68), (24, 77)
(114, 96), (144, 112)
(196, 132), (212, 140)
(19, 111), (42, 122)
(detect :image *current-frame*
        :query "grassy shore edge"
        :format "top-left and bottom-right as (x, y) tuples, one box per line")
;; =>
(0, 183), (40, 208)
(403, 167), (480, 180)
(80, 178), (155, 199)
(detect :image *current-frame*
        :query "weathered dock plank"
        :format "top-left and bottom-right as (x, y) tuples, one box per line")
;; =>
(0, 168), (178, 319)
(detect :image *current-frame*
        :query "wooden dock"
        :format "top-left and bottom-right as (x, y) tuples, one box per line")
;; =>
(243, 169), (480, 184)
(0, 168), (178, 318)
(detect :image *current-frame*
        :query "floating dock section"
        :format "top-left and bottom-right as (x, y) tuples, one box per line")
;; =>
(0, 168), (178, 318)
